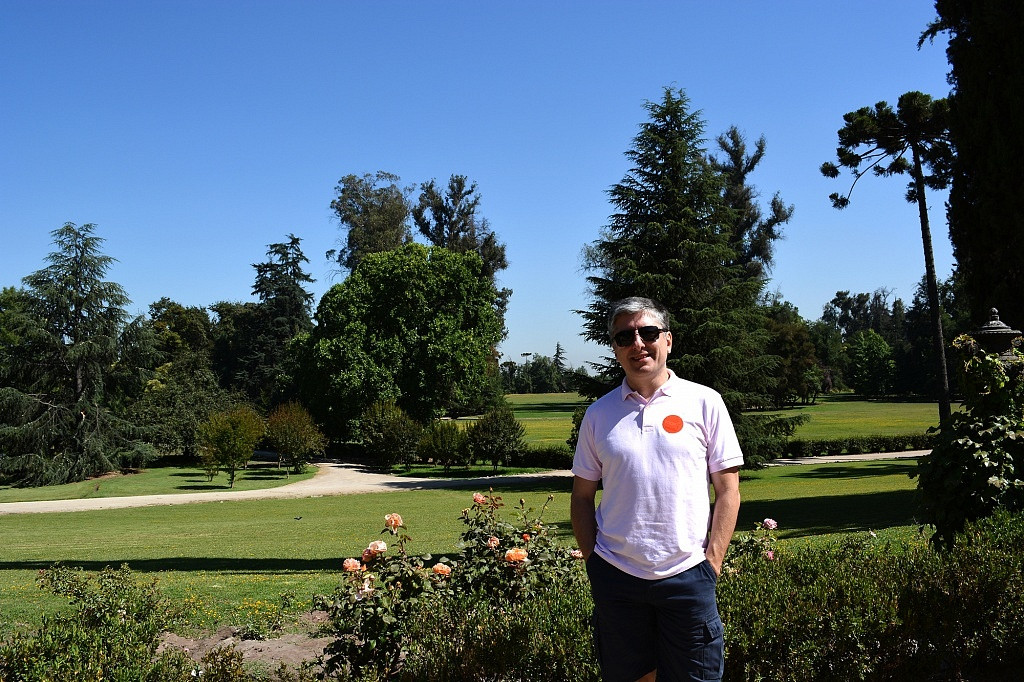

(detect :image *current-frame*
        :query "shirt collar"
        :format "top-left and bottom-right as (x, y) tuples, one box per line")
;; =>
(619, 369), (680, 401)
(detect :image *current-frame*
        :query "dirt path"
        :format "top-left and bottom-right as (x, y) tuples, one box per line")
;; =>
(0, 451), (926, 516)
(0, 462), (575, 515)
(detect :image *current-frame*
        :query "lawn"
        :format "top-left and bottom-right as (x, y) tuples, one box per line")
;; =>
(0, 459), (315, 504)
(0, 458), (922, 637)
(506, 391), (947, 446)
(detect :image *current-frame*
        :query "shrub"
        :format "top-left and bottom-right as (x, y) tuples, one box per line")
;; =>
(266, 401), (327, 474)
(417, 419), (470, 472)
(0, 565), (195, 681)
(915, 335), (1024, 548)
(467, 403), (525, 471)
(318, 492), (587, 679)
(198, 403), (265, 487)
(358, 401), (421, 471)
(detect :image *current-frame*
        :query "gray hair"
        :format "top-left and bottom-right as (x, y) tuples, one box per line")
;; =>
(606, 297), (670, 339)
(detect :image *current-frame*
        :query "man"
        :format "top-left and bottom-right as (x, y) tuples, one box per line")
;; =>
(571, 296), (742, 682)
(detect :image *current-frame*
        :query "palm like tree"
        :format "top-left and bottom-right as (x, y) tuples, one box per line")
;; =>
(821, 91), (954, 423)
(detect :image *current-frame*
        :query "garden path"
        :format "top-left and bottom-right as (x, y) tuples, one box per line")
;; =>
(0, 462), (576, 515)
(0, 450), (927, 516)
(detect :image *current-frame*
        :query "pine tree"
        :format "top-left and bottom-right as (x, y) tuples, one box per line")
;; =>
(579, 88), (798, 463)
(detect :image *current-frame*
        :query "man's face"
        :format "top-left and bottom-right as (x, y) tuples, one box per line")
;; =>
(610, 311), (672, 386)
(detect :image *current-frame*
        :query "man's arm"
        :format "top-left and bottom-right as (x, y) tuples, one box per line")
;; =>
(571, 476), (600, 560)
(705, 466), (741, 576)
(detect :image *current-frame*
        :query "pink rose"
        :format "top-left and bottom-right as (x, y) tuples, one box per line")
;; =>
(762, 518), (778, 530)
(432, 563), (452, 576)
(473, 492), (487, 505)
(504, 547), (528, 563)
(570, 549), (584, 560)
(487, 536), (500, 549)
(765, 550), (775, 561)
(384, 513), (403, 531)
(343, 558), (361, 572)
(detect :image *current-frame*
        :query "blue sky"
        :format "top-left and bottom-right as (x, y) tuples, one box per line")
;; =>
(1, 1), (953, 368)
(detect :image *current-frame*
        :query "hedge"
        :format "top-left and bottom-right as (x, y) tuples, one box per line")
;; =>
(783, 433), (937, 458)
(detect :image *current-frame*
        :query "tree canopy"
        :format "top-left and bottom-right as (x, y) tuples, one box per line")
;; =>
(327, 171), (414, 272)
(296, 243), (504, 439)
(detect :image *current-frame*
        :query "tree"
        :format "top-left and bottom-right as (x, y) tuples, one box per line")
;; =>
(923, 2), (1024, 329)
(0, 223), (156, 486)
(296, 244), (504, 439)
(129, 351), (232, 459)
(467, 403), (525, 471)
(266, 401), (327, 473)
(846, 330), (896, 398)
(198, 404), (264, 487)
(710, 126), (795, 283)
(578, 87), (799, 464)
(763, 300), (819, 407)
(327, 171), (414, 272)
(211, 235), (314, 407)
(412, 174), (511, 329)
(358, 400), (421, 471)
(148, 297), (214, 360)
(821, 91), (954, 423)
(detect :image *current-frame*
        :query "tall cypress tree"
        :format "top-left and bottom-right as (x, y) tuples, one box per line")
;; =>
(579, 88), (797, 463)
(923, 1), (1024, 328)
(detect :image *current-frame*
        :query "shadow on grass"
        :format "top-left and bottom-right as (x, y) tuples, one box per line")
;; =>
(512, 401), (587, 415)
(739, 489), (921, 538)
(775, 462), (918, 480)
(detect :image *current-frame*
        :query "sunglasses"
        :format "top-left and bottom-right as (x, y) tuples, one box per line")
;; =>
(611, 326), (669, 347)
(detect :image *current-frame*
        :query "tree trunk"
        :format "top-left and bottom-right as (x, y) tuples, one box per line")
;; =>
(912, 147), (952, 424)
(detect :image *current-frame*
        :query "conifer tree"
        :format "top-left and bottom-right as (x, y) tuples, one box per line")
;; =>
(579, 88), (798, 463)
(0, 223), (155, 485)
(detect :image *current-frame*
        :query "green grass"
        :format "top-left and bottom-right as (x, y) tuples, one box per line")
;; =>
(506, 391), (586, 447)
(0, 459), (921, 637)
(0, 459), (316, 504)
(508, 391), (949, 444)
(763, 393), (949, 439)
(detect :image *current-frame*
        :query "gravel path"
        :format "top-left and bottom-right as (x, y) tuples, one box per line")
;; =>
(0, 462), (574, 515)
(0, 450), (926, 516)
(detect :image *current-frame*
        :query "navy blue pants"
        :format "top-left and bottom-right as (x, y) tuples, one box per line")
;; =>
(586, 554), (725, 682)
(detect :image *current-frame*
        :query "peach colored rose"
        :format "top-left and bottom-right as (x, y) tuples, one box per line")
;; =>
(367, 540), (387, 554)
(569, 549), (584, 560)
(504, 547), (528, 562)
(343, 558), (362, 572)
(384, 513), (403, 531)
(473, 492), (486, 505)
(522, 533), (531, 542)
(432, 563), (452, 576)
(361, 548), (376, 563)
(487, 536), (500, 549)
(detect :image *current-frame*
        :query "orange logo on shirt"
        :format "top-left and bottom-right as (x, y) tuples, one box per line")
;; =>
(662, 415), (684, 433)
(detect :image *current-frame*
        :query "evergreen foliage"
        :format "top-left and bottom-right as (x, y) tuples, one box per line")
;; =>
(924, 0), (1024, 328)
(578, 87), (799, 464)
(467, 403), (526, 471)
(0, 223), (157, 486)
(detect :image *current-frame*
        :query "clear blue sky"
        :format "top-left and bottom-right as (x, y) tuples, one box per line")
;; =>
(0, 0), (954, 368)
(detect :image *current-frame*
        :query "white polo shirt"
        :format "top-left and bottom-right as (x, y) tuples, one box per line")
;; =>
(572, 371), (744, 580)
